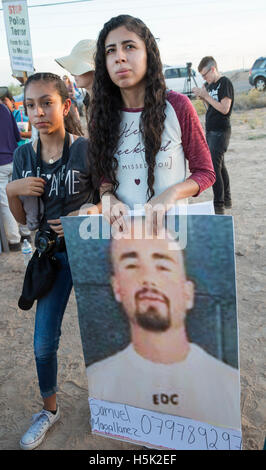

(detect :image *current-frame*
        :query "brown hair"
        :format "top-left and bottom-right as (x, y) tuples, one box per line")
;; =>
(198, 56), (217, 73)
(88, 14), (167, 200)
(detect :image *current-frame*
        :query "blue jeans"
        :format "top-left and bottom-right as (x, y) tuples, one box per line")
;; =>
(34, 251), (73, 398)
(206, 129), (232, 208)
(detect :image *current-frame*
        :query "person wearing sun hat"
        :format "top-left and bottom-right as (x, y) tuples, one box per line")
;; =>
(55, 39), (96, 118)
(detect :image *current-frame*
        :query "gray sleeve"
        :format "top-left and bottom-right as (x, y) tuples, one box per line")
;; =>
(19, 196), (44, 231)
(12, 147), (44, 230)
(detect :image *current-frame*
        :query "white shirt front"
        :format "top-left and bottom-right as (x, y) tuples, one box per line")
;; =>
(115, 100), (186, 209)
(87, 343), (241, 430)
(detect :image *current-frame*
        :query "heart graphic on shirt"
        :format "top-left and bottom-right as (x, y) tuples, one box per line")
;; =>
(135, 179), (140, 185)
(46, 174), (52, 180)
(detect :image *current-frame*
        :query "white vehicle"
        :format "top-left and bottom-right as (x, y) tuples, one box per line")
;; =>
(163, 64), (204, 97)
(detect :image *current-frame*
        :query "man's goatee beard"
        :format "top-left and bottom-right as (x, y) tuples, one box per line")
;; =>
(136, 307), (171, 332)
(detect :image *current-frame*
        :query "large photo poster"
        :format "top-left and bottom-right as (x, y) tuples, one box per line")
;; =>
(62, 214), (241, 450)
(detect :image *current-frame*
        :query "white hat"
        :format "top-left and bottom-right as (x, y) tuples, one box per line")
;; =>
(55, 39), (96, 75)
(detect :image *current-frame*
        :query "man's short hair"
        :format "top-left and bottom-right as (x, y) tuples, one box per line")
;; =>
(198, 56), (217, 73)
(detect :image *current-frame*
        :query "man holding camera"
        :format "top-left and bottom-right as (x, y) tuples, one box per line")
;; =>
(192, 57), (234, 215)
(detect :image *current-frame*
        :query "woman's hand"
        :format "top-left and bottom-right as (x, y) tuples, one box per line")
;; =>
(145, 179), (199, 235)
(145, 185), (177, 235)
(102, 193), (129, 234)
(7, 177), (46, 197)
(67, 202), (102, 217)
(47, 219), (64, 238)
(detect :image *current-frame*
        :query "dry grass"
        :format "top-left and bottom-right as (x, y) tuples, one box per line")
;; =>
(232, 89), (266, 111)
(231, 107), (265, 132)
(192, 89), (266, 118)
(247, 133), (266, 140)
(192, 98), (206, 115)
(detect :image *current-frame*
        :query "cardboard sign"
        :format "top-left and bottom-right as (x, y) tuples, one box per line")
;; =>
(89, 398), (242, 450)
(2, 0), (34, 72)
(62, 214), (241, 450)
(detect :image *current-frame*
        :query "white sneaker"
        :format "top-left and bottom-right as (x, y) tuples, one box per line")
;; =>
(20, 407), (60, 450)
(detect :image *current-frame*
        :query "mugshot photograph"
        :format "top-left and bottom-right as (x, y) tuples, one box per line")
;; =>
(61, 214), (241, 432)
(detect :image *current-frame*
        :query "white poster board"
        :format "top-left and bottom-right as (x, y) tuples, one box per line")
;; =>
(62, 214), (242, 450)
(2, 0), (34, 73)
(89, 398), (242, 450)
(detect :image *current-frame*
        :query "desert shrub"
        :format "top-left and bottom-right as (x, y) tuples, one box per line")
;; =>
(247, 134), (266, 140)
(234, 89), (266, 110)
(192, 88), (266, 116)
(192, 98), (206, 115)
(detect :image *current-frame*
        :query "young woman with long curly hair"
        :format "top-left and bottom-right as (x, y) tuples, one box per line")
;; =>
(88, 15), (216, 232)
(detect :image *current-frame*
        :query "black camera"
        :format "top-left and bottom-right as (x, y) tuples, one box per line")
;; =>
(186, 62), (192, 77)
(34, 229), (60, 255)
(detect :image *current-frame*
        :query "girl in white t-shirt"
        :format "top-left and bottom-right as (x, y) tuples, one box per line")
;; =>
(88, 15), (215, 232)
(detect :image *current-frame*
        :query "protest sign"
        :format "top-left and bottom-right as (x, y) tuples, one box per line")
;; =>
(62, 214), (242, 450)
(2, 0), (34, 73)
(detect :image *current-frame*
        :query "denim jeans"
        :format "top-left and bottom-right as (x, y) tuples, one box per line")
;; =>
(206, 129), (232, 208)
(34, 251), (73, 398)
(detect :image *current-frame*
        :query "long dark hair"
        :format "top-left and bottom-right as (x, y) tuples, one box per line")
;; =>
(88, 15), (167, 200)
(24, 72), (84, 136)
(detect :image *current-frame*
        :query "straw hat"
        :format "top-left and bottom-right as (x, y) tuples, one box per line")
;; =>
(55, 39), (96, 75)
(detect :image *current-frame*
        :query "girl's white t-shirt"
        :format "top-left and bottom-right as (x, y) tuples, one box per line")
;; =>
(115, 100), (185, 208)
(112, 91), (215, 209)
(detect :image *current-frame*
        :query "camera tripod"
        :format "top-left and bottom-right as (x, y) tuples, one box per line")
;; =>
(183, 62), (198, 98)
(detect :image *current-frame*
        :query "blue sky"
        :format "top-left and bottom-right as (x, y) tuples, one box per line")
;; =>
(0, 0), (265, 85)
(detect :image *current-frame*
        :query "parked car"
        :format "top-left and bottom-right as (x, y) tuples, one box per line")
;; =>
(163, 65), (204, 97)
(249, 57), (266, 91)
(73, 83), (85, 116)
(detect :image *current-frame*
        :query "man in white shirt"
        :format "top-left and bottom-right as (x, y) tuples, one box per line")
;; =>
(87, 220), (240, 430)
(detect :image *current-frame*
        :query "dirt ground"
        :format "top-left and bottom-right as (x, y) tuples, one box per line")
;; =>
(0, 107), (265, 451)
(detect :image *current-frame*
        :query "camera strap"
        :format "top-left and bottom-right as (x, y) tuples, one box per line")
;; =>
(36, 132), (70, 225)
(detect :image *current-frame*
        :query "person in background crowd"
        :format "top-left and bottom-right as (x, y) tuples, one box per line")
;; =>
(0, 87), (32, 145)
(193, 56), (234, 215)
(0, 92), (31, 249)
(55, 39), (96, 122)
(62, 75), (80, 121)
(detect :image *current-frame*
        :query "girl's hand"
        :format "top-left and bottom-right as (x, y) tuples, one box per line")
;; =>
(47, 219), (64, 238)
(102, 193), (129, 234)
(145, 180), (200, 235)
(87, 201), (102, 215)
(145, 185), (177, 235)
(66, 202), (103, 217)
(7, 177), (46, 197)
